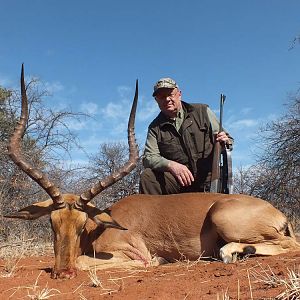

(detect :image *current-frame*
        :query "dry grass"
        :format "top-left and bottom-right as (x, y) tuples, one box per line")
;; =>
(87, 265), (120, 295)
(88, 267), (105, 288)
(216, 288), (230, 300)
(0, 236), (52, 278)
(5, 271), (61, 299)
(0, 253), (23, 278)
(0, 236), (52, 259)
(275, 268), (300, 300)
(249, 262), (300, 300)
(86, 263), (147, 296)
(215, 279), (242, 300)
(213, 262), (300, 300)
(0, 239), (28, 278)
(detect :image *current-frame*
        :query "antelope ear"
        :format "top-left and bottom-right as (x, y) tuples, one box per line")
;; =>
(93, 212), (127, 230)
(4, 199), (55, 220)
(84, 205), (127, 230)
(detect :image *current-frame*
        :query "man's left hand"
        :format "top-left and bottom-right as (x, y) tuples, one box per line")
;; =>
(216, 131), (229, 144)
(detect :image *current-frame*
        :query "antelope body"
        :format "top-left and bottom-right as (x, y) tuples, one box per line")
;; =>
(5, 66), (300, 279)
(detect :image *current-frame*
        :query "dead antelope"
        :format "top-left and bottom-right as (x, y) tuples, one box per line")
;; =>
(5, 66), (300, 279)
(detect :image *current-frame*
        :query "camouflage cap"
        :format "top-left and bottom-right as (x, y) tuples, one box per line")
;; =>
(152, 77), (178, 97)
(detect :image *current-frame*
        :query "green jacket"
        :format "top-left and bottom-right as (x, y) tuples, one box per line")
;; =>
(143, 101), (233, 187)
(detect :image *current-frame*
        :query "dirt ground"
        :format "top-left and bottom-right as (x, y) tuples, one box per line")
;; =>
(0, 250), (299, 300)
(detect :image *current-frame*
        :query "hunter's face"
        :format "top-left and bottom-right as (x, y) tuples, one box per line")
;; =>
(155, 88), (182, 118)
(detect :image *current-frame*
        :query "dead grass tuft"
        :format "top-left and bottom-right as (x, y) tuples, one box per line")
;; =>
(276, 267), (300, 300)
(6, 271), (61, 299)
(216, 287), (231, 300)
(0, 236), (52, 278)
(249, 262), (300, 300)
(88, 267), (104, 288)
(87, 266), (120, 295)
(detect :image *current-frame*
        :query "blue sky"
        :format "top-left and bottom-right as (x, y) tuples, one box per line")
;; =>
(1, 0), (299, 169)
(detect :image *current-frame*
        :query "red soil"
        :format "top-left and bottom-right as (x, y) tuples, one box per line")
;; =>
(0, 251), (299, 299)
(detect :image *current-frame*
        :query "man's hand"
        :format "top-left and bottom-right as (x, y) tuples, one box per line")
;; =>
(167, 161), (194, 187)
(216, 131), (229, 144)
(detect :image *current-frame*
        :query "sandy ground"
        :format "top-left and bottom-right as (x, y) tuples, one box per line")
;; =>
(0, 251), (299, 300)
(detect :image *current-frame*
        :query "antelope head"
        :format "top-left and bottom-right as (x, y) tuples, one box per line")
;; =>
(5, 65), (139, 279)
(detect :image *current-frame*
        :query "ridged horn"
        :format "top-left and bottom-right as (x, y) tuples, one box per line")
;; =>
(76, 80), (139, 208)
(7, 64), (65, 209)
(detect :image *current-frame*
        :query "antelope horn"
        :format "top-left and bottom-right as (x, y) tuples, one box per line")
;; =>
(7, 64), (65, 209)
(76, 80), (139, 208)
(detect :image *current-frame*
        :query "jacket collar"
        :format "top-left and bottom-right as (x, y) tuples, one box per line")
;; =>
(157, 101), (194, 127)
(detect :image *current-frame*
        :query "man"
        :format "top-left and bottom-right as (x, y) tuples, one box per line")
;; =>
(140, 77), (233, 195)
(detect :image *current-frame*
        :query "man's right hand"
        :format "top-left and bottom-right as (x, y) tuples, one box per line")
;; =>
(167, 161), (194, 187)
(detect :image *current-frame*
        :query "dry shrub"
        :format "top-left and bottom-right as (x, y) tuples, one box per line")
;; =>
(249, 262), (300, 300)
(0, 227), (53, 278)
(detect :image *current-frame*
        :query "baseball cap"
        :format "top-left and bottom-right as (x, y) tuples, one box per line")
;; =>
(152, 77), (178, 97)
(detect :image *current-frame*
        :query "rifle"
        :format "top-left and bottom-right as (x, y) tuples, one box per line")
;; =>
(210, 94), (233, 194)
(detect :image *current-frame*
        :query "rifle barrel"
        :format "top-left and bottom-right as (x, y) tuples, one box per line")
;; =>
(219, 94), (226, 132)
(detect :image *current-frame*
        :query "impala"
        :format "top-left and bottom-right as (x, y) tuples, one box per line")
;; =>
(5, 66), (300, 279)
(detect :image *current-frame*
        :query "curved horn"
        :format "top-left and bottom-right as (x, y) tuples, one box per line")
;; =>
(76, 80), (139, 208)
(7, 64), (65, 209)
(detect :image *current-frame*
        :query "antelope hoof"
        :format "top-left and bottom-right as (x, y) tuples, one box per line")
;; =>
(51, 268), (77, 279)
(219, 248), (235, 264)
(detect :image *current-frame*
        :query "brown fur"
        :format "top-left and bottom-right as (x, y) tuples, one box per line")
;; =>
(7, 67), (299, 279)
(5, 192), (300, 278)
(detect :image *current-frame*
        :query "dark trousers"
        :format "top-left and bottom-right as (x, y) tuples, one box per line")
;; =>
(139, 168), (210, 195)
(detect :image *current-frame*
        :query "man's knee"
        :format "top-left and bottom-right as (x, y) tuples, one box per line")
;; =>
(139, 168), (181, 195)
(139, 168), (159, 194)
(140, 168), (155, 182)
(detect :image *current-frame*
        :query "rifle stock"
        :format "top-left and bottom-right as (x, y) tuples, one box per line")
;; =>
(210, 94), (226, 193)
(210, 138), (221, 192)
